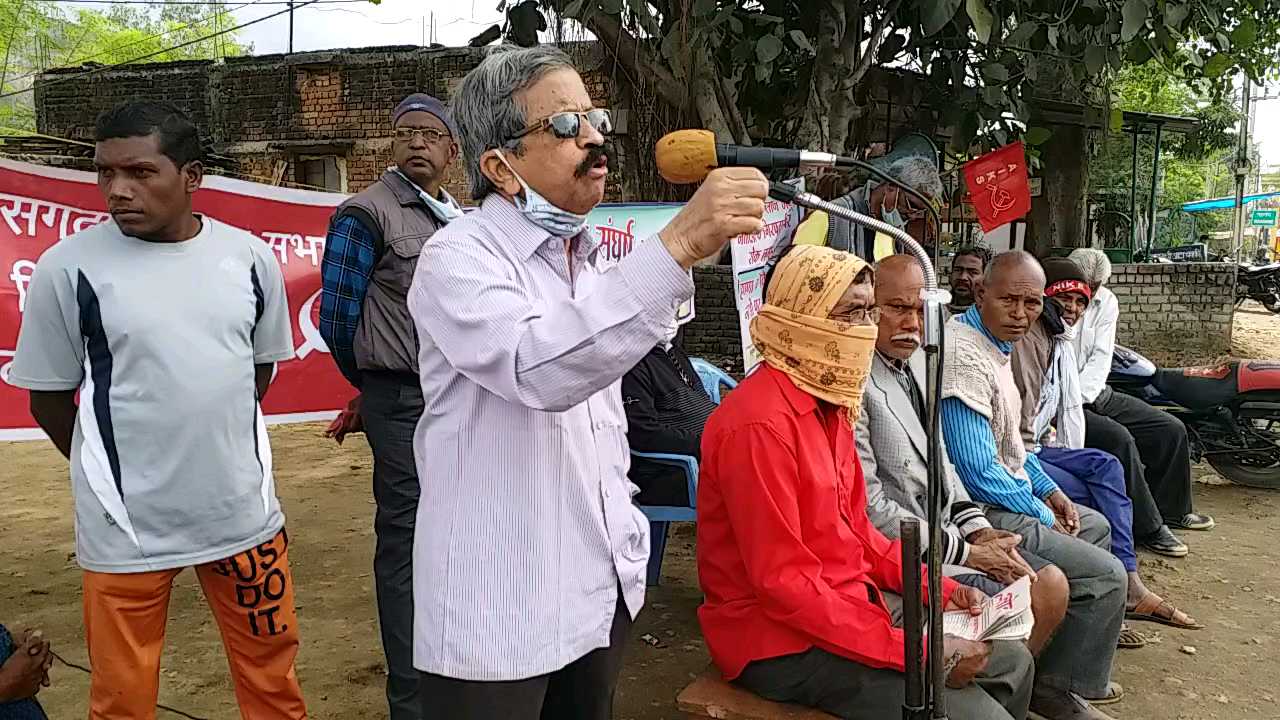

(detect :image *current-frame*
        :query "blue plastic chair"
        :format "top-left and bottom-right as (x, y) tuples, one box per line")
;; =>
(689, 357), (738, 404)
(635, 357), (737, 586)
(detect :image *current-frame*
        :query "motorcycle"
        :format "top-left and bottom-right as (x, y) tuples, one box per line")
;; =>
(1234, 262), (1280, 313)
(1108, 344), (1280, 489)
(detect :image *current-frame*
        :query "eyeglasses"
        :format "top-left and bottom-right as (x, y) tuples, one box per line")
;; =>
(829, 307), (881, 325)
(395, 127), (450, 144)
(508, 109), (613, 143)
(879, 302), (922, 319)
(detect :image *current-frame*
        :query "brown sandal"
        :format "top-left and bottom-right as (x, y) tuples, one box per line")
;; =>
(1126, 593), (1204, 630)
(1117, 623), (1147, 649)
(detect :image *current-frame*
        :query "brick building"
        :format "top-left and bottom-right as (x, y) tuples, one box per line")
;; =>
(30, 44), (631, 203)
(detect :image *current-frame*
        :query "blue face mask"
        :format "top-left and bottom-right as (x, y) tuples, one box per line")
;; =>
(882, 201), (907, 230)
(394, 168), (463, 222)
(495, 149), (588, 237)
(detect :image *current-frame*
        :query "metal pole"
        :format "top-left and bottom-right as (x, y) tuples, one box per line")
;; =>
(1129, 127), (1139, 257)
(288, 0), (294, 53)
(1234, 77), (1253, 259)
(901, 519), (926, 720)
(1147, 123), (1163, 258)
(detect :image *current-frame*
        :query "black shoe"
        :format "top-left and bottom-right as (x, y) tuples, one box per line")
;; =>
(1140, 525), (1189, 557)
(1029, 688), (1119, 720)
(1169, 512), (1215, 531)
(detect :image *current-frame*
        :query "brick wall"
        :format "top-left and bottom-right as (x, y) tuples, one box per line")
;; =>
(1107, 263), (1236, 355)
(684, 267), (743, 375)
(33, 45), (627, 203)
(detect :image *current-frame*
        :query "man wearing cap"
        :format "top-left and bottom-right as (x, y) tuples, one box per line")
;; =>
(318, 92), (461, 720)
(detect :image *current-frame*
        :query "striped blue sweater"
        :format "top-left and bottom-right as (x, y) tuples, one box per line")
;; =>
(941, 308), (1059, 527)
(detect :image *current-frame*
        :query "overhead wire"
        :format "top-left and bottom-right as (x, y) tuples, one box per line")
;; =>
(0, 0), (325, 101)
(5, 0), (270, 89)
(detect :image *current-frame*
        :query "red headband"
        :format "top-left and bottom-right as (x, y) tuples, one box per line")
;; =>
(1045, 279), (1092, 300)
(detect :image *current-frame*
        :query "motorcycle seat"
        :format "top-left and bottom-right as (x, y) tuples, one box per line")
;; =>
(1238, 361), (1280, 394)
(1151, 363), (1238, 411)
(1240, 262), (1280, 276)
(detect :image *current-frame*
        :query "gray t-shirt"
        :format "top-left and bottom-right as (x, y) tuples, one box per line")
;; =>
(10, 217), (294, 573)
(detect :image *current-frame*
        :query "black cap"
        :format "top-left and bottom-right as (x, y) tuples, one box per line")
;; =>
(392, 93), (458, 138)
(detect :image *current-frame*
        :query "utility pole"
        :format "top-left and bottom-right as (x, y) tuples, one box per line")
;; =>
(288, 0), (295, 53)
(1233, 75), (1253, 259)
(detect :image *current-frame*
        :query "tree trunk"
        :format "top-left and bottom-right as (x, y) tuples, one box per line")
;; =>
(1025, 122), (1091, 257)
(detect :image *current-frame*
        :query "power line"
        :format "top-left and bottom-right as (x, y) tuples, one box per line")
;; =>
(0, 0), (323, 101)
(5, 0), (268, 89)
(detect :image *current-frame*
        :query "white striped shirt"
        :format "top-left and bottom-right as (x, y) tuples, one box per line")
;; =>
(407, 194), (694, 681)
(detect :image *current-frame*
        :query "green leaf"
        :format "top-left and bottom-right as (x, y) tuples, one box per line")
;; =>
(1024, 126), (1053, 145)
(1048, 24), (1060, 48)
(627, 0), (660, 34)
(561, 0), (586, 17)
(1109, 108), (1124, 132)
(1164, 2), (1190, 27)
(878, 33), (907, 62)
(692, 0), (716, 16)
(728, 15), (742, 33)
(983, 85), (1005, 106)
(966, 0), (995, 43)
(1084, 45), (1106, 75)
(922, 0), (962, 36)
(598, 0), (623, 13)
(755, 34), (783, 64)
(1203, 52), (1232, 78)
(981, 63), (1009, 82)
(1121, 0), (1147, 42)
(788, 29), (815, 54)
(1125, 39), (1152, 62)
(1005, 21), (1039, 46)
(1231, 18), (1258, 48)
(754, 62), (773, 83)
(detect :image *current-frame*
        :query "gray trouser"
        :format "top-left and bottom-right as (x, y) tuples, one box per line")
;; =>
(362, 372), (425, 720)
(987, 505), (1126, 698)
(735, 592), (1034, 720)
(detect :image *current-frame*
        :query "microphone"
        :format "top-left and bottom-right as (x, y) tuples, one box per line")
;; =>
(654, 129), (850, 184)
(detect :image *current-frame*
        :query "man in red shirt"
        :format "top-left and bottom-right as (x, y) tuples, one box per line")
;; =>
(697, 246), (1034, 720)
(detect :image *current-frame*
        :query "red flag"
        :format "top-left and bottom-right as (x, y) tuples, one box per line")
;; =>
(962, 142), (1031, 232)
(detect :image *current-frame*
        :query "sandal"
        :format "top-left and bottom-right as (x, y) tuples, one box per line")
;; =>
(1170, 512), (1215, 531)
(1117, 623), (1146, 650)
(1126, 593), (1204, 630)
(1140, 526), (1189, 558)
(1082, 681), (1125, 706)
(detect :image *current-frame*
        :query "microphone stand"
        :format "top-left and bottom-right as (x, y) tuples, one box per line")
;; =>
(768, 182), (952, 720)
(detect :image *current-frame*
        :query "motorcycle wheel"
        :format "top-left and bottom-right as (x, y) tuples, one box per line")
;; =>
(1206, 414), (1280, 489)
(1265, 297), (1280, 314)
(1207, 454), (1280, 489)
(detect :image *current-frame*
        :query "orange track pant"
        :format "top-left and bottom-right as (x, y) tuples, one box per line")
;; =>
(82, 530), (307, 720)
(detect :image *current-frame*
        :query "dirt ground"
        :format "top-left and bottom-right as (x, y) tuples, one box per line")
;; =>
(5, 308), (1280, 719)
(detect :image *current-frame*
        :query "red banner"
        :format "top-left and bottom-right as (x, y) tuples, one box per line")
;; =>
(962, 142), (1032, 232)
(0, 159), (354, 440)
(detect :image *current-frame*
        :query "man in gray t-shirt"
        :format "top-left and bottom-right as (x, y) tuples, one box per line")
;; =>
(10, 101), (307, 718)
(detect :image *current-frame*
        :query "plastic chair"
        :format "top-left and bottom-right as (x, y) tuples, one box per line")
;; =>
(635, 357), (737, 586)
(634, 452), (698, 587)
(689, 357), (738, 404)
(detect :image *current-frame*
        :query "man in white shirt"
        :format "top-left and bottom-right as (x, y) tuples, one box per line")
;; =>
(406, 45), (767, 719)
(1067, 248), (1215, 556)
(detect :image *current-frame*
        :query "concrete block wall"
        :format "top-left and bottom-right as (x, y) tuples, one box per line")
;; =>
(1106, 263), (1236, 355)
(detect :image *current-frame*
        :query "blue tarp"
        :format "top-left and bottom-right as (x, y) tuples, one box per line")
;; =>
(1181, 191), (1280, 213)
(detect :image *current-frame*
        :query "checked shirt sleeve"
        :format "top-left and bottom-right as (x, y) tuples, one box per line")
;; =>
(319, 213), (378, 389)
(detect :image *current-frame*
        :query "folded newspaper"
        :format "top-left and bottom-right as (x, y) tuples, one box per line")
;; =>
(942, 576), (1034, 642)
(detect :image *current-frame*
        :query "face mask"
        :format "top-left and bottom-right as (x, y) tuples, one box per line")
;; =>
(882, 200), (907, 229)
(494, 149), (588, 237)
(395, 168), (463, 222)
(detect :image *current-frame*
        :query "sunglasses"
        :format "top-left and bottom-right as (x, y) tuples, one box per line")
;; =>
(508, 109), (613, 143)
(395, 127), (450, 144)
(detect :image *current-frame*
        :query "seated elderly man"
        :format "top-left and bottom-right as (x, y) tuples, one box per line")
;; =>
(941, 251), (1127, 720)
(698, 245), (1033, 720)
(621, 313), (717, 507)
(858, 255), (1066, 659)
(1068, 247), (1215, 548)
(1013, 259), (1202, 632)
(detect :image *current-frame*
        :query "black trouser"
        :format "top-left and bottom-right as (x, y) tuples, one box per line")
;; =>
(1083, 407), (1165, 539)
(362, 371), (425, 720)
(417, 588), (632, 720)
(1087, 387), (1194, 525)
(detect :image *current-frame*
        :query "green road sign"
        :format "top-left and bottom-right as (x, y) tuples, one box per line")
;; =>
(1252, 209), (1278, 227)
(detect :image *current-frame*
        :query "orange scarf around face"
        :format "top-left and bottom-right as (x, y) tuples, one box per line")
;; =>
(750, 245), (878, 423)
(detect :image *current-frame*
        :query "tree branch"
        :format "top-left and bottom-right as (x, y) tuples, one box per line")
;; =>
(551, 0), (687, 111)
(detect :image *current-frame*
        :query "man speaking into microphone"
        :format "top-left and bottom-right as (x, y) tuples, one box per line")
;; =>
(406, 45), (767, 720)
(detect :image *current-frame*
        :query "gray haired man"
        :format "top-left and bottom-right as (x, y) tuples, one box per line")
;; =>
(407, 45), (767, 719)
(828, 154), (943, 258)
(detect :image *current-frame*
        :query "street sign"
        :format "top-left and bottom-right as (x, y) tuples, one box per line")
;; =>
(1149, 243), (1208, 262)
(1252, 209), (1278, 227)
